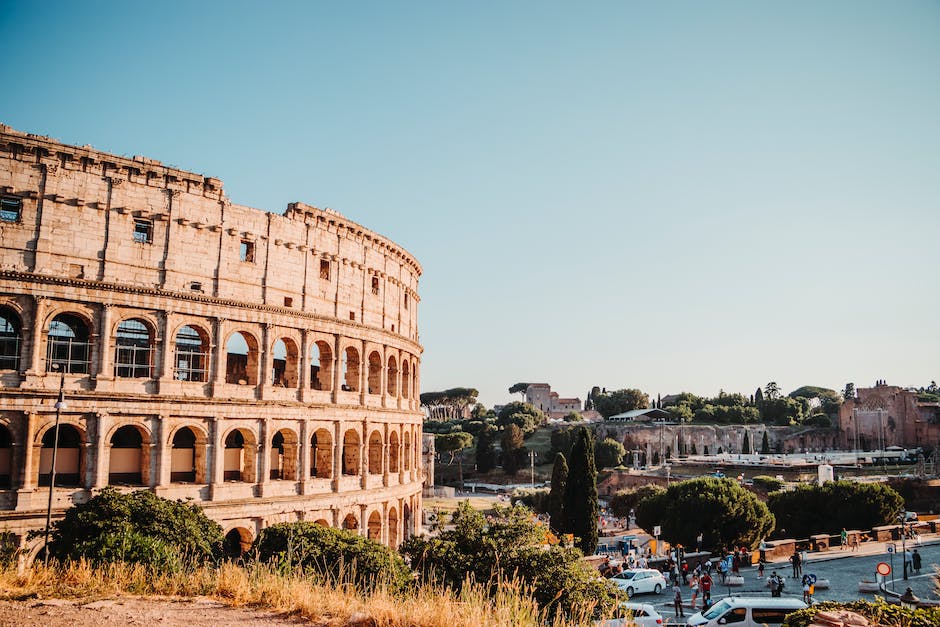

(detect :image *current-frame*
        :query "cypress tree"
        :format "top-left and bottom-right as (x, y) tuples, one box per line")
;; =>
(563, 427), (598, 555)
(548, 452), (568, 532)
(475, 425), (497, 473)
(501, 424), (524, 475)
(742, 433), (751, 454)
(761, 431), (770, 454)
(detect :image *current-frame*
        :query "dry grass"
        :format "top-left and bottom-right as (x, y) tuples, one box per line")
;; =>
(0, 560), (602, 626)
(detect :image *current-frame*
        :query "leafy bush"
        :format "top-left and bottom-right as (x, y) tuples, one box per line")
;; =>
(594, 437), (625, 469)
(783, 599), (940, 627)
(250, 522), (412, 592)
(400, 501), (619, 621)
(511, 487), (550, 513)
(768, 481), (903, 538)
(608, 484), (665, 518)
(804, 413), (832, 427)
(47, 487), (223, 568)
(751, 475), (785, 491)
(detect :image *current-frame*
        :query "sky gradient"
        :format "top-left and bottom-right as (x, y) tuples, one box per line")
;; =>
(2, 1), (938, 407)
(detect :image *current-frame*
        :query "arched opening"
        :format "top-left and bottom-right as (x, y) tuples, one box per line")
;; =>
(388, 506), (399, 548)
(39, 424), (82, 486)
(387, 355), (398, 397)
(367, 351), (382, 395)
(314, 518), (330, 527)
(0, 308), (22, 371)
(404, 431), (412, 471)
(342, 346), (359, 392)
(271, 338), (299, 388)
(401, 360), (410, 399)
(174, 325), (210, 382)
(367, 510), (381, 540)
(222, 527), (253, 558)
(225, 332), (259, 385)
(412, 363), (417, 401)
(368, 430), (383, 475)
(310, 341), (332, 391)
(0, 425), (12, 488)
(388, 431), (400, 473)
(114, 318), (154, 378)
(342, 513), (358, 531)
(270, 429), (298, 480)
(224, 428), (257, 482)
(108, 425), (147, 485)
(342, 429), (360, 476)
(47, 313), (91, 374)
(170, 426), (204, 483)
(403, 502), (413, 541)
(311, 428), (332, 478)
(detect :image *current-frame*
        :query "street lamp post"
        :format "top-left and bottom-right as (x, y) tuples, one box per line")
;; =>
(899, 514), (908, 581)
(43, 363), (67, 565)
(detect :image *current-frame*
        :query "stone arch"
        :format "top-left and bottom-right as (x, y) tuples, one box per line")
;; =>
(367, 510), (381, 540)
(401, 360), (410, 399)
(271, 337), (299, 388)
(314, 518), (330, 527)
(38, 423), (85, 486)
(310, 428), (333, 478)
(388, 506), (399, 548)
(113, 317), (155, 379)
(342, 346), (360, 392)
(0, 305), (23, 371)
(309, 340), (333, 391)
(342, 429), (360, 475)
(225, 331), (260, 385)
(271, 428), (298, 480)
(403, 502), (413, 541)
(386, 355), (398, 397)
(170, 425), (208, 483)
(388, 431), (400, 473)
(173, 324), (211, 382)
(342, 513), (359, 531)
(46, 312), (92, 374)
(222, 527), (253, 558)
(0, 423), (11, 488)
(367, 351), (382, 395)
(411, 361), (418, 402)
(108, 423), (150, 486)
(368, 430), (383, 474)
(404, 430), (412, 471)
(223, 427), (258, 482)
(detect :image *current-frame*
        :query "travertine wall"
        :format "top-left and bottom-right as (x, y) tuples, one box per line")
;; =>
(0, 125), (424, 561)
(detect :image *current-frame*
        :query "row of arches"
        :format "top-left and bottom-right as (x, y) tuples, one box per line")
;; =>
(0, 305), (418, 398)
(0, 420), (419, 490)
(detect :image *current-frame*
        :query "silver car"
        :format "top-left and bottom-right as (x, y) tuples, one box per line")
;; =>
(609, 568), (667, 597)
(596, 602), (665, 627)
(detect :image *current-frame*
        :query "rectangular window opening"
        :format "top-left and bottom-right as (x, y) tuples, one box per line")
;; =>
(371, 277), (379, 296)
(283, 297), (293, 307)
(190, 281), (203, 292)
(0, 197), (22, 223)
(349, 311), (356, 321)
(404, 293), (410, 309)
(240, 240), (255, 263)
(133, 219), (153, 244)
(320, 259), (330, 280)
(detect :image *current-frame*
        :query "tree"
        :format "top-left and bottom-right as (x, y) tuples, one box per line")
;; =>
(592, 388), (650, 418)
(843, 382), (856, 401)
(754, 387), (764, 404)
(768, 481), (904, 538)
(508, 382), (530, 399)
(741, 433), (751, 454)
(760, 431), (770, 454)
(759, 396), (804, 426)
(594, 437), (626, 469)
(635, 478), (774, 551)
(475, 425), (497, 473)
(548, 452), (568, 531)
(764, 382), (781, 400)
(609, 484), (666, 519)
(400, 502), (617, 619)
(496, 401), (547, 434)
(435, 432), (473, 464)
(564, 411), (584, 422)
(420, 387), (479, 420)
(501, 423), (525, 475)
(562, 427), (598, 555)
(251, 522), (412, 592)
(550, 426), (577, 459)
(47, 487), (223, 568)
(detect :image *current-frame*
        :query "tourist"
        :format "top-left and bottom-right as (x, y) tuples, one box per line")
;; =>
(700, 571), (712, 604)
(696, 532), (703, 552)
(790, 550), (802, 578)
(912, 549), (922, 573)
(689, 573), (700, 609)
(673, 583), (685, 618)
(840, 527), (848, 550)
(757, 556), (765, 579)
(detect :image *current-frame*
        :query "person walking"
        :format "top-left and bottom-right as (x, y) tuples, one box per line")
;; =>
(790, 551), (801, 578)
(912, 549), (922, 573)
(673, 583), (685, 618)
(700, 571), (712, 604)
(689, 573), (700, 610)
(840, 528), (848, 550)
(757, 556), (765, 579)
(696, 532), (703, 553)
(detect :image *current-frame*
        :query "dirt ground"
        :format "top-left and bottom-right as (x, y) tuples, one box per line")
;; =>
(0, 597), (312, 626)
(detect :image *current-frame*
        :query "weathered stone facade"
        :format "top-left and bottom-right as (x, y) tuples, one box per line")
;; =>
(839, 381), (940, 451)
(0, 124), (424, 561)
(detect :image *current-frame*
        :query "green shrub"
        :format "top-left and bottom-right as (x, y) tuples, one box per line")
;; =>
(47, 487), (223, 568)
(768, 480), (903, 538)
(752, 475), (785, 491)
(250, 522), (412, 592)
(510, 487), (550, 513)
(783, 599), (940, 627)
(608, 484), (665, 518)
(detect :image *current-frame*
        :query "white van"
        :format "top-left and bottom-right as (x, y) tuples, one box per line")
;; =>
(686, 597), (807, 627)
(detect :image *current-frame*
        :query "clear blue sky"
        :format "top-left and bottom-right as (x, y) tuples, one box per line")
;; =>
(2, 1), (938, 407)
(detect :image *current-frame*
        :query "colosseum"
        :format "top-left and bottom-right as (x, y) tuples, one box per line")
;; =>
(0, 124), (424, 562)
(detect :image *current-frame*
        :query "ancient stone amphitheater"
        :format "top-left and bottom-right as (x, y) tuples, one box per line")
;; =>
(0, 124), (424, 562)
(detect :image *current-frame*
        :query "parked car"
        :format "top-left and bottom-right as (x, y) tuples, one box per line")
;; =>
(595, 602), (664, 627)
(686, 596), (807, 627)
(609, 569), (667, 597)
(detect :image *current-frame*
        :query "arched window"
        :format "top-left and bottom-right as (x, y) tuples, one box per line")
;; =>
(47, 314), (91, 374)
(222, 528), (252, 558)
(223, 428), (257, 482)
(311, 428), (333, 478)
(39, 424), (82, 486)
(342, 429), (360, 475)
(226, 332), (259, 385)
(368, 430), (383, 474)
(388, 507), (399, 548)
(271, 338), (299, 388)
(310, 341), (333, 391)
(342, 513), (358, 531)
(108, 425), (145, 485)
(174, 325), (210, 382)
(387, 355), (398, 397)
(342, 347), (359, 392)
(0, 308), (22, 371)
(270, 429), (298, 480)
(388, 431), (400, 473)
(367, 510), (381, 540)
(171, 427), (197, 483)
(404, 431), (412, 471)
(114, 319), (153, 378)
(367, 351), (382, 395)
(0, 425), (12, 488)
(401, 360), (410, 399)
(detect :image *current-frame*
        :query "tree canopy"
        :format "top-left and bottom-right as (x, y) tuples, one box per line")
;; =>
(768, 481), (904, 538)
(635, 478), (774, 551)
(562, 427), (599, 555)
(496, 401), (547, 434)
(420, 387), (479, 420)
(435, 431), (474, 463)
(508, 382), (530, 398)
(593, 437), (625, 469)
(609, 484), (665, 519)
(592, 389), (649, 418)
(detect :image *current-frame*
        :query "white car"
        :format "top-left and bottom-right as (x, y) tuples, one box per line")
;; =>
(596, 602), (665, 627)
(609, 568), (667, 597)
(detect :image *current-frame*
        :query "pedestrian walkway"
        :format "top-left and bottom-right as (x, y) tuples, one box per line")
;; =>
(766, 532), (940, 566)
